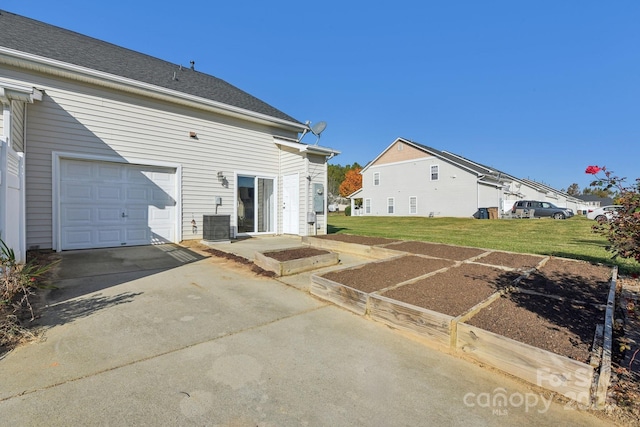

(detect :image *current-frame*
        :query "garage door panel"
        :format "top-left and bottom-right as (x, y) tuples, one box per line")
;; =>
(126, 187), (149, 203)
(63, 207), (92, 224)
(97, 185), (124, 201)
(62, 183), (94, 202)
(60, 159), (177, 250)
(96, 207), (122, 223)
(62, 229), (93, 247)
(63, 161), (94, 179)
(97, 164), (124, 181)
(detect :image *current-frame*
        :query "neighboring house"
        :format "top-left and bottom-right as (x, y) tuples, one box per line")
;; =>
(0, 10), (339, 261)
(577, 195), (615, 210)
(349, 137), (584, 218)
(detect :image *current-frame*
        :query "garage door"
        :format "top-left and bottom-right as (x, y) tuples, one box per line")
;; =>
(60, 159), (177, 250)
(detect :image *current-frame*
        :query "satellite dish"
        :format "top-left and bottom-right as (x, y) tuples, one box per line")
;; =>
(311, 121), (327, 136)
(296, 120), (328, 144)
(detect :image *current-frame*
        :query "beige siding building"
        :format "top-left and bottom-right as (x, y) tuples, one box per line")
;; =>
(0, 11), (338, 260)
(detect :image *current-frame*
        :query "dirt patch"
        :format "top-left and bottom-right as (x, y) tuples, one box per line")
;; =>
(314, 234), (400, 246)
(466, 292), (605, 363)
(382, 264), (520, 316)
(385, 241), (487, 261)
(262, 247), (329, 262)
(474, 251), (546, 270)
(321, 256), (454, 293)
(518, 257), (613, 305)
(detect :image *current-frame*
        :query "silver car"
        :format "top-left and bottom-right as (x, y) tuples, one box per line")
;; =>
(511, 200), (574, 219)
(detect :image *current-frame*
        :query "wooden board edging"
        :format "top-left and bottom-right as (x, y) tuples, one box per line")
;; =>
(456, 322), (595, 406)
(310, 274), (369, 315)
(302, 236), (404, 259)
(594, 266), (617, 409)
(368, 293), (453, 352)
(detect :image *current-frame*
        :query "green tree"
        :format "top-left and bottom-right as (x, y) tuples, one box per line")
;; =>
(586, 166), (640, 263)
(565, 183), (581, 196)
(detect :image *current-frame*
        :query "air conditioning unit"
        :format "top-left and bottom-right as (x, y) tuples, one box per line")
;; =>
(203, 215), (230, 242)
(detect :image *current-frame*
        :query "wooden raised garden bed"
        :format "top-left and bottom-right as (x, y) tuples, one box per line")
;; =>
(311, 255), (454, 315)
(303, 235), (403, 259)
(307, 235), (616, 407)
(254, 247), (338, 277)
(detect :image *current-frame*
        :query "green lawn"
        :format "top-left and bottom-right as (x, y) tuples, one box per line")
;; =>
(327, 214), (640, 274)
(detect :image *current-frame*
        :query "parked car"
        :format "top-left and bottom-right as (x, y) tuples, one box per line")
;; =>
(328, 203), (340, 212)
(511, 200), (574, 219)
(586, 205), (622, 222)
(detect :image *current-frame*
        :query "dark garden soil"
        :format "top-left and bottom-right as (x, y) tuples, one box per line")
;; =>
(381, 263), (521, 317)
(317, 234), (614, 364)
(473, 251), (546, 270)
(321, 256), (454, 293)
(384, 240), (488, 261)
(314, 234), (400, 246)
(517, 257), (613, 305)
(466, 292), (604, 363)
(262, 247), (329, 262)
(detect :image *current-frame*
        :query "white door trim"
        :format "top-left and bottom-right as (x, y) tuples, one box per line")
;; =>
(52, 151), (182, 251)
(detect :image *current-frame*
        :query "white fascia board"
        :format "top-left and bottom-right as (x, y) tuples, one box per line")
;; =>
(0, 79), (43, 103)
(274, 138), (340, 157)
(0, 48), (304, 132)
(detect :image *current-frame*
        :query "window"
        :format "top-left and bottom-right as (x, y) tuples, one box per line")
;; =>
(387, 197), (395, 214)
(430, 165), (439, 181)
(365, 198), (371, 214)
(409, 196), (417, 214)
(373, 172), (380, 186)
(397, 142), (403, 151)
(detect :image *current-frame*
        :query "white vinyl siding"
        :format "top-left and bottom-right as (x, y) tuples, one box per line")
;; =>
(19, 70), (297, 249)
(364, 198), (371, 214)
(387, 197), (394, 214)
(373, 172), (380, 186)
(11, 100), (25, 152)
(409, 196), (417, 214)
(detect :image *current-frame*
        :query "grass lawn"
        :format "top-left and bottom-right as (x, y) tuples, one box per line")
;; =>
(327, 214), (640, 275)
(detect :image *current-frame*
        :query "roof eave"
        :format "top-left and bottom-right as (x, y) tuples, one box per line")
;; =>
(0, 47), (305, 132)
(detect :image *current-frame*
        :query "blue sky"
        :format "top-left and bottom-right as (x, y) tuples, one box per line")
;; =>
(4, 1), (638, 191)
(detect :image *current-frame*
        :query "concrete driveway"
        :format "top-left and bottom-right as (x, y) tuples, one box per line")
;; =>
(0, 239), (614, 426)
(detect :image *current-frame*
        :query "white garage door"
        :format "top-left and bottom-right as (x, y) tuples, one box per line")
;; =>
(60, 159), (177, 250)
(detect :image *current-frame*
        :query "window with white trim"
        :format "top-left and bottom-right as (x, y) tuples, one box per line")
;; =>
(373, 172), (380, 186)
(387, 197), (395, 214)
(409, 196), (417, 214)
(365, 198), (371, 214)
(430, 165), (439, 181)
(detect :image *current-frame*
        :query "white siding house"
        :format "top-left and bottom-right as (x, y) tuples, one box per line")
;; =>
(350, 137), (584, 218)
(0, 10), (339, 260)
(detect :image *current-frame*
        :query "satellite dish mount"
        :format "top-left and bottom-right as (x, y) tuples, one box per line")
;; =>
(297, 120), (327, 145)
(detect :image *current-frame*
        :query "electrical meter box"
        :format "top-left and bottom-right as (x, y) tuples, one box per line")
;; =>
(312, 183), (324, 213)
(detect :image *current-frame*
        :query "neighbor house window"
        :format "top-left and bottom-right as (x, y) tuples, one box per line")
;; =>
(365, 198), (371, 214)
(430, 165), (439, 181)
(373, 172), (380, 186)
(387, 197), (395, 214)
(409, 196), (417, 214)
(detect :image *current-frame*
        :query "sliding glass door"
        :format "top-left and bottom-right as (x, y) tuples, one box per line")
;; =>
(237, 175), (275, 234)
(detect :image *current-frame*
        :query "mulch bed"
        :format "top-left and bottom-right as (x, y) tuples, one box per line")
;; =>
(517, 258), (613, 305)
(473, 251), (546, 270)
(466, 292), (605, 363)
(262, 247), (329, 262)
(321, 256), (454, 293)
(384, 241), (487, 261)
(316, 235), (615, 364)
(314, 234), (400, 246)
(381, 263), (520, 316)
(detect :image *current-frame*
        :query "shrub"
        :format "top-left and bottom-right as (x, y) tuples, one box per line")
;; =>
(586, 166), (640, 263)
(1, 239), (55, 349)
(345, 205), (351, 216)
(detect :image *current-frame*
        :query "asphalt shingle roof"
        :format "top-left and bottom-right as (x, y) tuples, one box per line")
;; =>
(0, 10), (301, 124)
